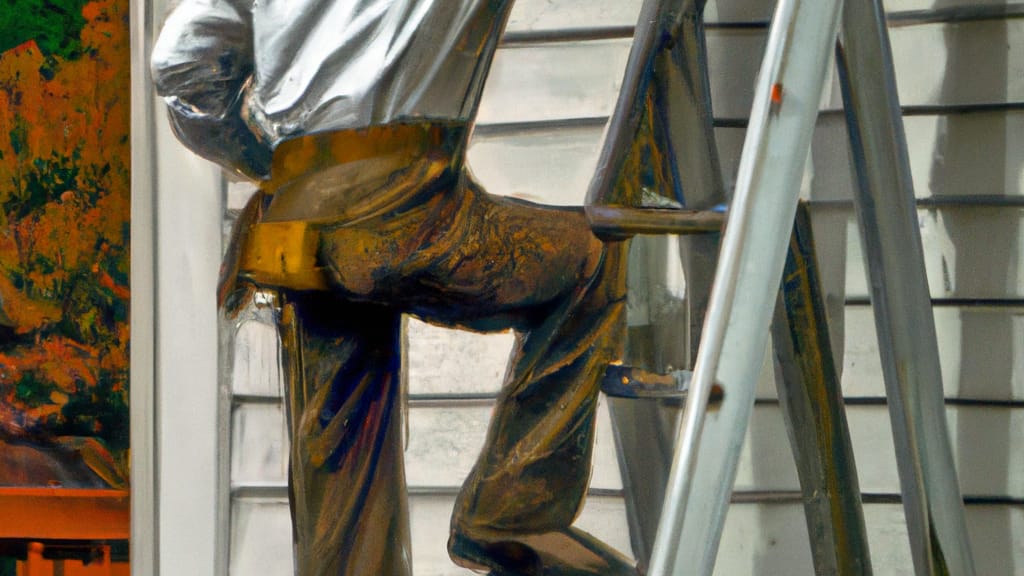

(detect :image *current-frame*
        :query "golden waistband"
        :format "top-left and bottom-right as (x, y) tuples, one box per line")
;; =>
(233, 122), (468, 292)
(266, 121), (468, 190)
(239, 219), (328, 291)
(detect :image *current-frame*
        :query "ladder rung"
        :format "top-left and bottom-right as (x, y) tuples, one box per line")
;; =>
(601, 364), (725, 402)
(586, 206), (725, 239)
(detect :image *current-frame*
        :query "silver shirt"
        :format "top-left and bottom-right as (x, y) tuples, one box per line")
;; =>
(151, 0), (514, 177)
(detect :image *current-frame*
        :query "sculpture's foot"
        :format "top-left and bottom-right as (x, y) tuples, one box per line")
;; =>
(450, 526), (638, 576)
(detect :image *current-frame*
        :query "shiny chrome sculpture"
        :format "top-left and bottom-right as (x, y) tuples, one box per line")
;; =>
(153, 1), (639, 574)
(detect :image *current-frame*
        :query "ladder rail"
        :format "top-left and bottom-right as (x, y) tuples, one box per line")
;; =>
(772, 203), (873, 575)
(587, 0), (976, 573)
(587, 0), (729, 567)
(647, 0), (846, 573)
(836, 0), (976, 573)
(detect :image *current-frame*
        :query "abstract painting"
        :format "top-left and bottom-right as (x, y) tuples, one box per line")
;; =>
(0, 0), (129, 572)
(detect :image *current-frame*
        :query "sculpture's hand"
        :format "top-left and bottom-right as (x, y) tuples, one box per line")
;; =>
(165, 82), (273, 181)
(152, 0), (268, 179)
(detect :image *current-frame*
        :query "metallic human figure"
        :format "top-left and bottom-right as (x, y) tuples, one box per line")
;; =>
(152, 2), (637, 574)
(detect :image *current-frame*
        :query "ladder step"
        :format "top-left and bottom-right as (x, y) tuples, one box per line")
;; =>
(601, 364), (724, 401)
(586, 206), (725, 239)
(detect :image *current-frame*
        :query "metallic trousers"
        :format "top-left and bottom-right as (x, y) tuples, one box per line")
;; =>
(228, 125), (635, 575)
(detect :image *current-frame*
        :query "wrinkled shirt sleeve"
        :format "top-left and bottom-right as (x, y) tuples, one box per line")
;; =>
(151, 0), (271, 179)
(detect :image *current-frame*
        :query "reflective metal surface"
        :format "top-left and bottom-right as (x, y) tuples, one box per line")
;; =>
(773, 203), (872, 575)
(130, 0), (158, 570)
(583, 0), (726, 565)
(836, 0), (976, 573)
(151, 0), (514, 177)
(647, 0), (845, 573)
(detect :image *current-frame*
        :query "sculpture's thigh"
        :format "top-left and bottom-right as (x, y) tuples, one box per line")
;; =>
(318, 178), (605, 329)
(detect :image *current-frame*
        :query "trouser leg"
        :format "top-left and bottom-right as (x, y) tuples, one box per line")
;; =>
(277, 292), (410, 576)
(434, 195), (634, 575)
(317, 178), (635, 575)
(451, 238), (626, 530)
(447, 241), (636, 576)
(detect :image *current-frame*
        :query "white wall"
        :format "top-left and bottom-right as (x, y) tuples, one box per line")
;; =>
(138, 0), (225, 573)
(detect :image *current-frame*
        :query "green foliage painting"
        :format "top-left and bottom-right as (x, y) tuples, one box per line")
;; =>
(0, 0), (129, 488)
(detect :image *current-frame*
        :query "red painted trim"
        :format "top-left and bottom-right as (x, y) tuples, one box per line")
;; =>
(0, 488), (129, 540)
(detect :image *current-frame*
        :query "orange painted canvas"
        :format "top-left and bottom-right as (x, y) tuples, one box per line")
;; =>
(0, 0), (130, 572)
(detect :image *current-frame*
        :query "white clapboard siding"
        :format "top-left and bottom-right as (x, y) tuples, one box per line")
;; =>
(403, 398), (626, 491)
(228, 494), (1024, 576)
(222, 1), (1024, 574)
(405, 321), (515, 395)
(840, 206), (1024, 300)
(507, 0), (641, 33)
(843, 305), (1024, 401)
(230, 402), (288, 486)
(506, 0), (1024, 31)
(230, 318), (283, 397)
(225, 391), (626, 492)
(228, 494), (635, 576)
(470, 110), (1024, 206)
(478, 21), (1024, 125)
(229, 399), (1024, 501)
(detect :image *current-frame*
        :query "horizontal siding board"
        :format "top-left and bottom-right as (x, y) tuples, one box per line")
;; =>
(466, 124), (606, 206)
(843, 305), (1024, 401)
(846, 405), (1024, 498)
(837, 205), (1024, 300)
(902, 111), (1024, 200)
(229, 497), (294, 576)
(477, 21), (1023, 126)
(406, 319), (515, 395)
(476, 39), (631, 125)
(504, 0), (1024, 33)
(506, 0), (642, 33)
(892, 19), (1024, 110)
(467, 110), (1024, 206)
(398, 402), (1024, 499)
(404, 399), (624, 491)
(231, 402), (288, 486)
(230, 319), (283, 397)
(804, 111), (1024, 204)
(404, 406), (489, 490)
(228, 495), (1024, 575)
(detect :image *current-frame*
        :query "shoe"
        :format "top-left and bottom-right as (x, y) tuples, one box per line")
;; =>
(449, 526), (638, 576)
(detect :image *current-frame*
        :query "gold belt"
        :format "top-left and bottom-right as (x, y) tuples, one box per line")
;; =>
(239, 219), (327, 291)
(266, 122), (465, 190)
(235, 122), (466, 292)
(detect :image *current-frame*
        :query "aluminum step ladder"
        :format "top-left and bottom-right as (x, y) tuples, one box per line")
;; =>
(586, 0), (977, 574)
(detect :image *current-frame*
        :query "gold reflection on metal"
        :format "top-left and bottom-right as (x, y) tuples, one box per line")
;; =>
(219, 121), (637, 576)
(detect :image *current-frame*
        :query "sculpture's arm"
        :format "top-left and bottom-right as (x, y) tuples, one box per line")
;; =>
(151, 0), (271, 179)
